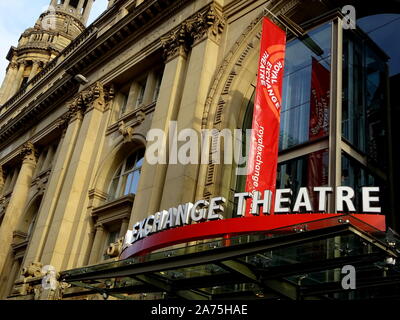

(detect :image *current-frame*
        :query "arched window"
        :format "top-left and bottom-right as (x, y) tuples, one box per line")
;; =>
(108, 149), (144, 201)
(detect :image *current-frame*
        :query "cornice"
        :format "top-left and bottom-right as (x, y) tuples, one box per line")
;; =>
(0, 0), (193, 147)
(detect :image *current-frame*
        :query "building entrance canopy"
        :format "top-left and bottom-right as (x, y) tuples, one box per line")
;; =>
(59, 215), (400, 300)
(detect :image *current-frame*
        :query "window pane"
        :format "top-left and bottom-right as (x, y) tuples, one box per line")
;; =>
(342, 25), (389, 167)
(129, 170), (141, 195)
(123, 173), (134, 196)
(108, 178), (119, 201)
(136, 156), (144, 169)
(125, 153), (137, 171)
(277, 149), (329, 212)
(280, 23), (332, 150)
(108, 149), (145, 201)
(341, 153), (386, 213)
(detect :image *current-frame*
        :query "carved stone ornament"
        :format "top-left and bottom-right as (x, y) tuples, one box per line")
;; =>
(106, 237), (123, 258)
(20, 142), (37, 162)
(160, 23), (191, 61)
(21, 262), (43, 278)
(186, 4), (225, 44)
(118, 121), (134, 143)
(66, 82), (114, 122)
(161, 4), (225, 61)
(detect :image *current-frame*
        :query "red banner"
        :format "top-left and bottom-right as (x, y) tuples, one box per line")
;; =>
(245, 18), (286, 216)
(309, 57), (330, 141)
(307, 58), (330, 210)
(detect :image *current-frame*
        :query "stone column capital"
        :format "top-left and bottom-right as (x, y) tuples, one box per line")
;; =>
(160, 25), (191, 62)
(95, 223), (104, 231)
(186, 4), (225, 46)
(66, 82), (112, 122)
(20, 142), (38, 163)
(160, 4), (225, 61)
(31, 60), (43, 67)
(19, 61), (29, 68)
(9, 62), (18, 70)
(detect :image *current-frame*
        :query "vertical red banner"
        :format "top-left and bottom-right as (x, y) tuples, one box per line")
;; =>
(245, 18), (286, 216)
(307, 57), (330, 210)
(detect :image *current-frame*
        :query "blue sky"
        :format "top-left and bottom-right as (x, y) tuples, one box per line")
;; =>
(0, 0), (108, 80)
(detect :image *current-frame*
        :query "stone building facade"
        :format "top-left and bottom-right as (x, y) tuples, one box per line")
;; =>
(0, 0), (399, 300)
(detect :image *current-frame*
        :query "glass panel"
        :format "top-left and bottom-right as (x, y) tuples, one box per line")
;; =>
(277, 149), (329, 212)
(342, 26), (389, 166)
(135, 156), (144, 169)
(156, 264), (227, 280)
(108, 177), (119, 201)
(152, 73), (163, 102)
(125, 153), (137, 171)
(341, 153), (386, 213)
(240, 233), (378, 269)
(129, 170), (140, 195)
(135, 80), (146, 107)
(280, 22), (332, 150)
(123, 173), (134, 196)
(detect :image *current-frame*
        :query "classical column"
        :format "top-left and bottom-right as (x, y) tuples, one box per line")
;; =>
(129, 27), (189, 226)
(10, 62), (26, 97)
(0, 143), (37, 276)
(0, 65), (14, 103)
(88, 224), (105, 264)
(82, 0), (95, 23)
(160, 5), (225, 209)
(28, 61), (40, 82)
(0, 62), (18, 104)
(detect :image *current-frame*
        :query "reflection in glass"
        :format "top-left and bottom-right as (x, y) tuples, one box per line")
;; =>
(342, 27), (389, 166)
(280, 22), (332, 150)
(341, 153), (385, 213)
(277, 149), (329, 212)
(108, 149), (144, 201)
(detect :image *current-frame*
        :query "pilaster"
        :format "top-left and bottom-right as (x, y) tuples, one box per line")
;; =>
(0, 142), (37, 287)
(160, 4), (225, 209)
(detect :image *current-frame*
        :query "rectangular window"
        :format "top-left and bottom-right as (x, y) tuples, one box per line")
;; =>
(341, 153), (386, 213)
(342, 30), (388, 167)
(135, 78), (147, 108)
(152, 72), (163, 102)
(276, 149), (329, 212)
(280, 23), (332, 151)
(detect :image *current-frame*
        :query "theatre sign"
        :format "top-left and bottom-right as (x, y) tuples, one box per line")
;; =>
(122, 185), (385, 258)
(121, 18), (385, 259)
